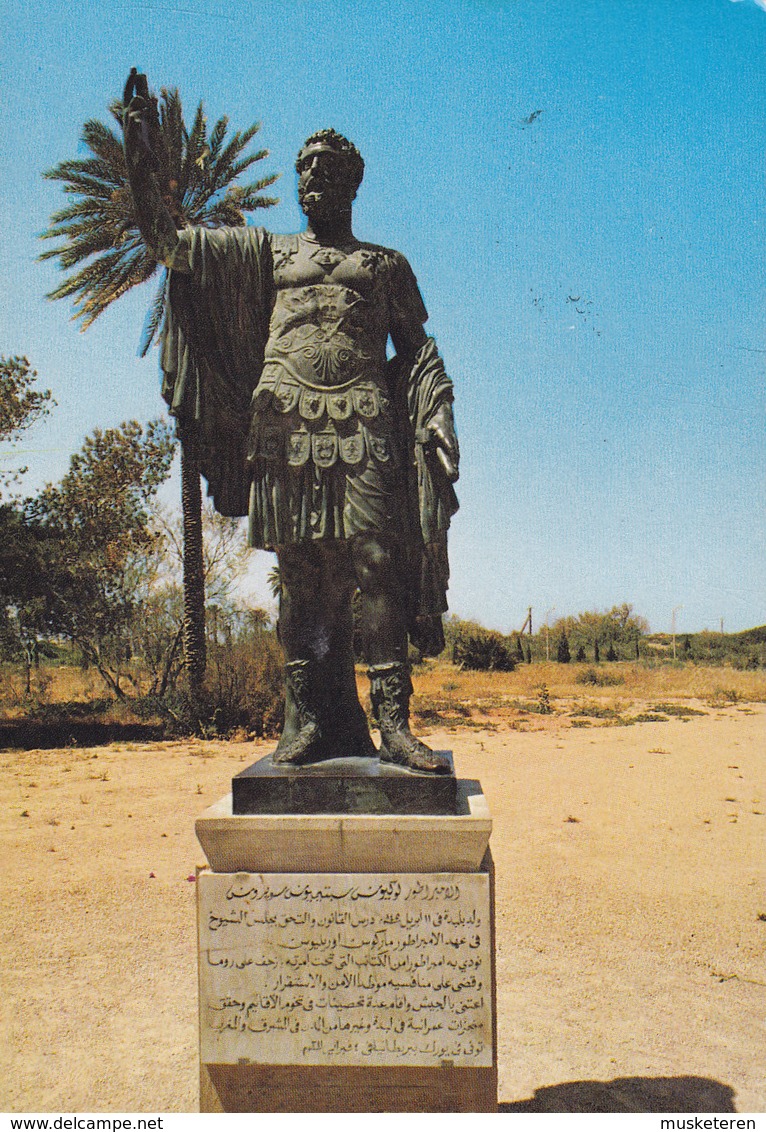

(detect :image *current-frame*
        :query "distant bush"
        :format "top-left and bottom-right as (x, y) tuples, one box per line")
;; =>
(204, 628), (284, 737)
(707, 687), (740, 707)
(140, 609), (284, 738)
(450, 620), (516, 672)
(646, 626), (765, 669)
(576, 667), (624, 687)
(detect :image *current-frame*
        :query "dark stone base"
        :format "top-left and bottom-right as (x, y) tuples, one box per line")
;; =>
(231, 752), (457, 815)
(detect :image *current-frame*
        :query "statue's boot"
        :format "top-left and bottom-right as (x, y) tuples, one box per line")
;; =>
(368, 661), (451, 774)
(273, 659), (323, 765)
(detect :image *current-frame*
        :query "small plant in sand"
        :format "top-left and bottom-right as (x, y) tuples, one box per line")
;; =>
(576, 667), (624, 687)
(708, 687), (740, 707)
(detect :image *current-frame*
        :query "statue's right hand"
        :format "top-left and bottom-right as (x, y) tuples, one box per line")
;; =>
(122, 79), (160, 173)
(122, 96), (157, 173)
(123, 67), (149, 106)
(123, 94), (148, 134)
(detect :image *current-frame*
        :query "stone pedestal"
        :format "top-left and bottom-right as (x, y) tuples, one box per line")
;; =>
(195, 777), (497, 1112)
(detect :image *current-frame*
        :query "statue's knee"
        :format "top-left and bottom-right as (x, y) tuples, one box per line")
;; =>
(278, 544), (322, 601)
(353, 537), (395, 593)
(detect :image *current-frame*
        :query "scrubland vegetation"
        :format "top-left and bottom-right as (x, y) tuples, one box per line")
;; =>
(2, 354), (764, 746)
(3, 644), (765, 749)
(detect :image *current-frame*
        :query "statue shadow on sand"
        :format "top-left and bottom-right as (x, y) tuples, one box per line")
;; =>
(499, 1075), (738, 1113)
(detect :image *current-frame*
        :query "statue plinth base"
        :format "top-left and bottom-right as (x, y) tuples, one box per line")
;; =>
(195, 764), (497, 1112)
(232, 752), (457, 815)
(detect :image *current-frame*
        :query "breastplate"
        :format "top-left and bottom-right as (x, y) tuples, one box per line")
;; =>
(265, 282), (386, 389)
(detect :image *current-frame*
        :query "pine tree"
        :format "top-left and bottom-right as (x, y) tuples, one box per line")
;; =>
(0, 356), (54, 495)
(556, 629), (571, 664)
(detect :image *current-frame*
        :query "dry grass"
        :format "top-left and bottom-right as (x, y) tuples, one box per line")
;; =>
(401, 661), (766, 731)
(9, 660), (766, 709)
(3, 660), (765, 735)
(415, 660), (765, 701)
(0, 665), (103, 708)
(0, 664), (154, 726)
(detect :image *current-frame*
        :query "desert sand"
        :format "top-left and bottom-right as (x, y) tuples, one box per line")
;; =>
(1, 701), (764, 1113)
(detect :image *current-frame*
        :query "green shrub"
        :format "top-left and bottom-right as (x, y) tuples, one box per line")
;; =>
(451, 622), (516, 671)
(536, 684), (552, 714)
(575, 667), (624, 687)
(204, 629), (284, 737)
(141, 617), (284, 738)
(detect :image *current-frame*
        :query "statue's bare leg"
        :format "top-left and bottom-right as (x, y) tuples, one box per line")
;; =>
(352, 535), (450, 774)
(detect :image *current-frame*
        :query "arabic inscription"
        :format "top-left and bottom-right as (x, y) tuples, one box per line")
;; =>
(198, 871), (492, 1067)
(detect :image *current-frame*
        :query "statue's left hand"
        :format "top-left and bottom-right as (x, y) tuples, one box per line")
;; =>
(426, 402), (459, 483)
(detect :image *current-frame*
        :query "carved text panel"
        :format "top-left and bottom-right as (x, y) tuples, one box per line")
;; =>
(198, 871), (492, 1067)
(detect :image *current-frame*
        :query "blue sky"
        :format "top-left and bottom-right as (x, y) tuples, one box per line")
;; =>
(1, 0), (764, 634)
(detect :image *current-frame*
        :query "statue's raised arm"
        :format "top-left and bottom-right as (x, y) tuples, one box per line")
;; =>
(122, 69), (182, 268)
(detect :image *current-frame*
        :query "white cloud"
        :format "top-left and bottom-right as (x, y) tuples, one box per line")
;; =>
(729, 0), (766, 11)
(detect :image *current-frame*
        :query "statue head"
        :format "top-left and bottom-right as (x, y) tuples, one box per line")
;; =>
(296, 129), (364, 224)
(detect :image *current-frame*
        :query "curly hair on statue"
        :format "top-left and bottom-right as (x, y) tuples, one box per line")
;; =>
(296, 129), (365, 191)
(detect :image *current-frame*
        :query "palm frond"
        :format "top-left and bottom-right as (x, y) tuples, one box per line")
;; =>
(180, 101), (208, 196)
(159, 89), (186, 186)
(46, 226), (146, 271)
(234, 172), (280, 194)
(236, 189), (280, 211)
(80, 120), (127, 170)
(208, 116), (229, 162)
(43, 166), (117, 199)
(46, 244), (151, 304)
(41, 194), (131, 228)
(78, 252), (159, 329)
(208, 124), (261, 189)
(139, 273), (168, 356)
(42, 84), (277, 339)
(229, 151), (271, 178)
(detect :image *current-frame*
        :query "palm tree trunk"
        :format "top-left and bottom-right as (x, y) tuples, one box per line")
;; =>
(180, 423), (206, 698)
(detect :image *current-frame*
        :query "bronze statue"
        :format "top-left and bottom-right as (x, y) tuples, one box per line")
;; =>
(123, 81), (459, 774)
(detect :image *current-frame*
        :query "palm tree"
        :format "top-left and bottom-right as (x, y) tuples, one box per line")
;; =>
(40, 85), (278, 698)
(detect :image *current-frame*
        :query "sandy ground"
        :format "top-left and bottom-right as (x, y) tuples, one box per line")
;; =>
(1, 704), (764, 1113)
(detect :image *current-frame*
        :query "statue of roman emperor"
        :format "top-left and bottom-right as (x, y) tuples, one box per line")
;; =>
(124, 88), (459, 773)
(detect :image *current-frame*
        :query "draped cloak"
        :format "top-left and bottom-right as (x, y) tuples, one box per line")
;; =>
(159, 224), (458, 654)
